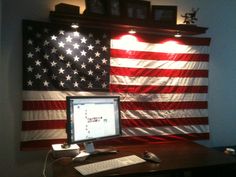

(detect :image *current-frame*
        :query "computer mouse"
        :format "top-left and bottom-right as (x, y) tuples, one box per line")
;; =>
(143, 151), (161, 163)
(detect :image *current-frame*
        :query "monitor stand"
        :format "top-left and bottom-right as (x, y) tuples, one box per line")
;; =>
(83, 142), (118, 155)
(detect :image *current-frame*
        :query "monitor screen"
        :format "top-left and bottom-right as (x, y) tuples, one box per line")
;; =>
(66, 96), (121, 148)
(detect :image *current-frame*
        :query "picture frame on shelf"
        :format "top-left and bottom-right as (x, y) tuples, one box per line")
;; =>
(85, 0), (107, 15)
(107, 0), (121, 17)
(151, 5), (177, 25)
(123, 0), (150, 20)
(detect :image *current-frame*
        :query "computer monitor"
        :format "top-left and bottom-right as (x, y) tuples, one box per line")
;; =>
(66, 96), (121, 154)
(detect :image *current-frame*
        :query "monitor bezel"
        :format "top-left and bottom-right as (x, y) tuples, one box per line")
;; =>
(66, 95), (122, 145)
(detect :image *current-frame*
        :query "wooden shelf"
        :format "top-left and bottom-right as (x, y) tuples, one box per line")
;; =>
(49, 11), (208, 36)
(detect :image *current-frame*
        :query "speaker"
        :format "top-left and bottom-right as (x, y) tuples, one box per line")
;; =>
(52, 144), (80, 158)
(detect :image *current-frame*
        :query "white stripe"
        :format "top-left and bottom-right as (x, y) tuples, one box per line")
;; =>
(110, 76), (208, 86)
(21, 129), (67, 141)
(21, 125), (209, 141)
(22, 110), (66, 121)
(22, 109), (208, 121)
(119, 93), (207, 102)
(111, 39), (209, 54)
(23, 91), (207, 102)
(122, 125), (209, 136)
(111, 58), (208, 70)
(22, 91), (114, 101)
(122, 109), (208, 119)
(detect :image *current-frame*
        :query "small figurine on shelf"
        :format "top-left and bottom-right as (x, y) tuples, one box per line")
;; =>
(181, 8), (199, 25)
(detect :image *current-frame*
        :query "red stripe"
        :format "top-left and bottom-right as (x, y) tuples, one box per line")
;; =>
(122, 118), (208, 127)
(21, 118), (208, 131)
(22, 120), (66, 130)
(111, 33), (211, 46)
(20, 133), (209, 150)
(110, 67), (208, 77)
(20, 139), (66, 150)
(111, 49), (209, 61)
(23, 100), (66, 110)
(121, 101), (208, 110)
(95, 134), (210, 146)
(110, 84), (208, 93)
(22, 100), (208, 111)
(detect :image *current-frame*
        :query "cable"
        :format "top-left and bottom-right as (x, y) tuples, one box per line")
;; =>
(42, 150), (52, 177)
(42, 150), (73, 177)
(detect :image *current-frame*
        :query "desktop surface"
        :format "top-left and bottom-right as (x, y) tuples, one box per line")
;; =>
(52, 141), (236, 177)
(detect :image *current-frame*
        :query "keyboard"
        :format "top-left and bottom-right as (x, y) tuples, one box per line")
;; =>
(74, 155), (146, 176)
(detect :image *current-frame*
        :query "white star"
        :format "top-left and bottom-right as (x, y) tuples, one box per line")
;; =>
(44, 40), (49, 46)
(35, 60), (41, 66)
(95, 52), (101, 57)
(73, 43), (80, 49)
(58, 68), (65, 74)
(102, 70), (108, 76)
(81, 50), (87, 56)
(95, 39), (101, 44)
(102, 46), (108, 51)
(73, 82), (79, 87)
(74, 55), (79, 61)
(66, 75), (72, 81)
(36, 33), (41, 38)
(44, 54), (49, 60)
(81, 37), (87, 43)
(59, 55), (64, 60)
(88, 33), (93, 38)
(51, 61), (57, 67)
(96, 76), (100, 81)
(35, 46), (41, 52)
(59, 30), (65, 35)
(66, 35), (72, 42)
(51, 35), (57, 40)
(27, 66), (33, 72)
(88, 57), (94, 63)
(73, 69), (78, 74)
(35, 73), (41, 79)
(66, 48), (72, 55)
(81, 76), (86, 82)
(58, 41), (65, 48)
(51, 47), (57, 53)
(27, 52), (33, 58)
(102, 58), (107, 64)
(81, 63), (86, 69)
(43, 80), (49, 87)
(66, 62), (71, 68)
(88, 82), (93, 88)
(88, 70), (93, 76)
(102, 83), (107, 88)
(42, 68), (48, 73)
(88, 44), (94, 50)
(95, 64), (100, 69)
(28, 39), (33, 45)
(59, 81), (65, 87)
(27, 80), (33, 86)
(52, 74), (57, 80)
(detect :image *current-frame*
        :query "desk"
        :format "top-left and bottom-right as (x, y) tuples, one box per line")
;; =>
(52, 141), (236, 177)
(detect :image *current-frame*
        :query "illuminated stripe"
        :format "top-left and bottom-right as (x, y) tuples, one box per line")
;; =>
(22, 109), (208, 121)
(110, 49), (209, 61)
(21, 125), (209, 142)
(110, 76), (208, 86)
(110, 58), (208, 70)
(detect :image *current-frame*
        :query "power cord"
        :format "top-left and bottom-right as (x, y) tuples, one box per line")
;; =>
(42, 149), (73, 177)
(42, 150), (52, 177)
